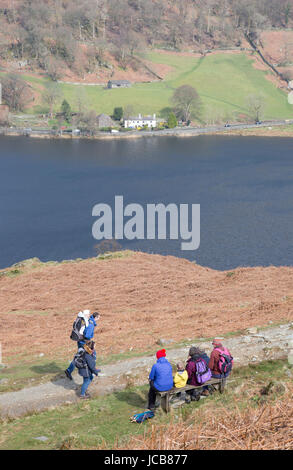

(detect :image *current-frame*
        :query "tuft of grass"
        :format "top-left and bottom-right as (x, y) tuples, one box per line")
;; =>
(96, 250), (133, 261)
(226, 271), (235, 278)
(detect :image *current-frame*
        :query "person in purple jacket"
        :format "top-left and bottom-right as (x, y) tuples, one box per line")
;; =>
(148, 349), (173, 411)
(186, 346), (211, 400)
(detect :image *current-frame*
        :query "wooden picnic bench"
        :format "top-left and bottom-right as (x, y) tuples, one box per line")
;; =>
(156, 378), (227, 413)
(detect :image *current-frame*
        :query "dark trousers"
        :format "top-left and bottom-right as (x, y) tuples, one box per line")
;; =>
(148, 383), (159, 410)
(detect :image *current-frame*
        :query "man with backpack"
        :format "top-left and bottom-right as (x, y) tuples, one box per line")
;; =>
(186, 346), (212, 400)
(65, 310), (100, 380)
(208, 339), (233, 380)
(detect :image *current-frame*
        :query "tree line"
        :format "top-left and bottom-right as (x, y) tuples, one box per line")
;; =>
(0, 0), (292, 79)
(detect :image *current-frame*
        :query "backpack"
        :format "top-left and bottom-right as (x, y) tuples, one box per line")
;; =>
(216, 348), (233, 375)
(195, 359), (212, 385)
(73, 348), (87, 369)
(70, 316), (86, 342)
(130, 410), (155, 423)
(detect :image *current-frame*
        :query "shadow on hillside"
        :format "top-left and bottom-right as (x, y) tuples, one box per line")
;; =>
(30, 362), (79, 390)
(30, 362), (64, 376)
(113, 389), (147, 408)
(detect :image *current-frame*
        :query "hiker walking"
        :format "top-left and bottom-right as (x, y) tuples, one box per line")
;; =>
(76, 340), (101, 399)
(65, 310), (100, 380)
(148, 349), (173, 411)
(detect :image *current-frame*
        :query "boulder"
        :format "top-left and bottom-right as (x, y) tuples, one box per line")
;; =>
(156, 338), (174, 346)
(247, 327), (258, 334)
(288, 351), (293, 365)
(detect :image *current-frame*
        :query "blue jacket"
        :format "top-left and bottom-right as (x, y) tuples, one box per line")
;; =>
(200, 352), (210, 364)
(83, 316), (97, 340)
(149, 357), (173, 391)
(78, 352), (100, 378)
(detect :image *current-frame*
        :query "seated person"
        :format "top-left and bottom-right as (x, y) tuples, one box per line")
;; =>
(208, 339), (233, 380)
(186, 346), (211, 399)
(173, 361), (190, 403)
(148, 349), (173, 411)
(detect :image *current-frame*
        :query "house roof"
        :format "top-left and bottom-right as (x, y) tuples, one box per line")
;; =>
(96, 113), (115, 127)
(126, 114), (157, 120)
(108, 80), (131, 85)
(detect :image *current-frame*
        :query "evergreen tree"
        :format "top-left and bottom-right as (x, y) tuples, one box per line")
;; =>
(113, 107), (123, 121)
(167, 112), (177, 128)
(61, 99), (72, 122)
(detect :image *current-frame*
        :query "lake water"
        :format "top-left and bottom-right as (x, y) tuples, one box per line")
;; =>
(0, 135), (292, 270)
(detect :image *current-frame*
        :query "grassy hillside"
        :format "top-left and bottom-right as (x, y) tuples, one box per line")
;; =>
(12, 51), (293, 121)
(0, 359), (291, 450)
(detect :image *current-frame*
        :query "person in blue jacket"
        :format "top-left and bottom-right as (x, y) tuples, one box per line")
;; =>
(148, 349), (173, 411)
(65, 310), (100, 380)
(78, 340), (101, 399)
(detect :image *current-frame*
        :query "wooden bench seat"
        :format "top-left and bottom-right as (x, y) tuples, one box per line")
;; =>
(156, 378), (227, 413)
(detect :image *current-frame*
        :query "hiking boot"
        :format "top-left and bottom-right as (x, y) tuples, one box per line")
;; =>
(185, 397), (191, 404)
(201, 390), (209, 397)
(65, 369), (73, 381)
(80, 394), (90, 400)
(191, 394), (200, 402)
(208, 386), (215, 395)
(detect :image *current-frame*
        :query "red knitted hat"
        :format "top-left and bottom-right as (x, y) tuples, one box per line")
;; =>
(156, 349), (166, 359)
(212, 339), (222, 346)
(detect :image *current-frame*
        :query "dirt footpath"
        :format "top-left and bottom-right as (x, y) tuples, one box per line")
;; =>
(0, 323), (292, 418)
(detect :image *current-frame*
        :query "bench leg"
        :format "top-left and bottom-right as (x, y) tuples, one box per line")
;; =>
(161, 394), (170, 413)
(219, 378), (226, 394)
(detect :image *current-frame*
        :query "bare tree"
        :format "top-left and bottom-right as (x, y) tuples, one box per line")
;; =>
(2, 74), (32, 111)
(246, 93), (266, 122)
(43, 82), (63, 118)
(44, 56), (63, 81)
(123, 104), (135, 119)
(172, 85), (202, 122)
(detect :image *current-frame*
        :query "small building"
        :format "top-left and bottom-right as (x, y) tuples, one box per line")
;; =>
(107, 80), (131, 89)
(124, 113), (157, 129)
(96, 113), (116, 129)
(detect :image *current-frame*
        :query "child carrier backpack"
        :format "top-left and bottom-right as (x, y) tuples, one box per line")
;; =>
(70, 316), (85, 342)
(130, 410), (155, 423)
(73, 348), (87, 369)
(195, 359), (212, 384)
(216, 348), (233, 375)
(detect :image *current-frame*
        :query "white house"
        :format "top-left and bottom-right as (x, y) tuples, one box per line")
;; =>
(124, 113), (157, 129)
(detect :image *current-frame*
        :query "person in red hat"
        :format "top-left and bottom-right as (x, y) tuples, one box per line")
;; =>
(147, 349), (173, 411)
(208, 339), (233, 379)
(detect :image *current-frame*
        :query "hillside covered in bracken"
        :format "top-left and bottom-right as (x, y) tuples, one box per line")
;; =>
(112, 383), (293, 450)
(0, 252), (292, 360)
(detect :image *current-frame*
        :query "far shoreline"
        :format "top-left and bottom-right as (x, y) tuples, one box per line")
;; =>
(1, 121), (293, 141)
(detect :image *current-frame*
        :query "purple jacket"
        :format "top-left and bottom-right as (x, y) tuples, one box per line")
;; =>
(186, 354), (209, 386)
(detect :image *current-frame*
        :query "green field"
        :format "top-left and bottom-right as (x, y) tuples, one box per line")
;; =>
(2, 51), (293, 120)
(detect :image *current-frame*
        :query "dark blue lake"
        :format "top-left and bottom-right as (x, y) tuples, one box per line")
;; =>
(0, 135), (292, 270)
